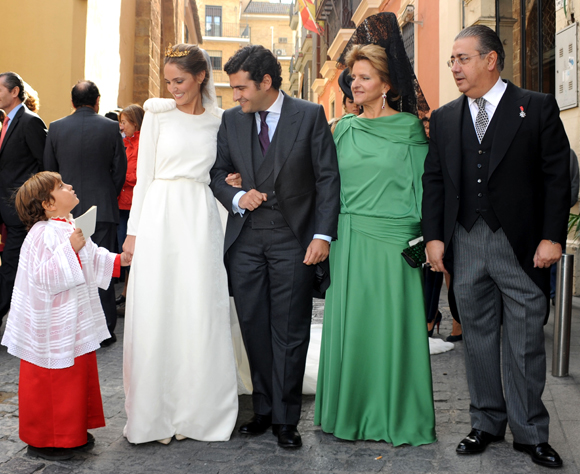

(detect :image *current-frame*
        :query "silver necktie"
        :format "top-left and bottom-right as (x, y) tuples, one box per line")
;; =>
(474, 97), (489, 143)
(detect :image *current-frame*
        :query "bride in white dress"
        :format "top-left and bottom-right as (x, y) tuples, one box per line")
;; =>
(122, 44), (238, 444)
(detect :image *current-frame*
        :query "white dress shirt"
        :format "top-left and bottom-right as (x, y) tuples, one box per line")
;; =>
(4, 102), (24, 132)
(467, 77), (507, 131)
(254, 89), (284, 141)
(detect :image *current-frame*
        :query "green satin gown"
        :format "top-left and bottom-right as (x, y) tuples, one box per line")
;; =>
(314, 113), (436, 445)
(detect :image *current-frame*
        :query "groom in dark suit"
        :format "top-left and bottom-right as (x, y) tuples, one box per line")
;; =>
(210, 45), (340, 448)
(422, 26), (569, 468)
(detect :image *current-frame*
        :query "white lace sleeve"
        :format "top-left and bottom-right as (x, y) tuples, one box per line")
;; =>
(32, 238), (86, 295)
(127, 110), (160, 236)
(85, 239), (117, 290)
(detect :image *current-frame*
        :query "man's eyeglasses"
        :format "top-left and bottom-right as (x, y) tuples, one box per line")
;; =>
(447, 53), (487, 68)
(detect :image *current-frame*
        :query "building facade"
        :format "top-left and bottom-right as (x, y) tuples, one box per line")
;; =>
(200, 0), (295, 109)
(2, 0), (202, 125)
(290, 0), (579, 150)
(290, 0), (580, 287)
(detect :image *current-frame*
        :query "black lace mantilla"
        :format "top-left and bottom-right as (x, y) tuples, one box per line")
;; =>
(337, 12), (430, 128)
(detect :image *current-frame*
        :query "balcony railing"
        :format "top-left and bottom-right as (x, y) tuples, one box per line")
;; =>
(289, 2), (299, 29)
(211, 70), (229, 84)
(322, 0), (356, 46)
(205, 22), (251, 39)
(301, 28), (313, 50)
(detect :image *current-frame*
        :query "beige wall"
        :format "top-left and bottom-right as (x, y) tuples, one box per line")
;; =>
(198, 0), (243, 109)
(244, 15), (293, 91)
(438, 0), (462, 107)
(245, 17), (290, 50)
(205, 40), (247, 109)
(1, 0), (88, 125)
(2, 0), (204, 118)
(119, 0), (138, 107)
(196, 0), (240, 26)
(197, 1), (294, 109)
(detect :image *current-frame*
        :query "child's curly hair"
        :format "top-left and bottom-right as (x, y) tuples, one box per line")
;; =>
(15, 172), (62, 230)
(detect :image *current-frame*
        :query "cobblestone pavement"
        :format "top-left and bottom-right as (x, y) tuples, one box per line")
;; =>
(0, 286), (579, 474)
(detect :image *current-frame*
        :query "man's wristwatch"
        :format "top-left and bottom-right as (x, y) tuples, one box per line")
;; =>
(549, 240), (558, 245)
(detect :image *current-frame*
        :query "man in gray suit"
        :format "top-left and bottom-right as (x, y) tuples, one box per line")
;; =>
(422, 26), (569, 468)
(44, 81), (127, 346)
(210, 45), (340, 448)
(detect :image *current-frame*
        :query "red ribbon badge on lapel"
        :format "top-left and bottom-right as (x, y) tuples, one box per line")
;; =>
(519, 106), (526, 118)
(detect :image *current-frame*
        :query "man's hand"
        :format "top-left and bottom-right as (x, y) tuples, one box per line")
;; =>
(123, 235), (136, 258)
(303, 239), (330, 265)
(225, 172), (242, 188)
(426, 239), (448, 273)
(533, 239), (562, 268)
(70, 228), (86, 253)
(238, 189), (267, 211)
(120, 251), (132, 266)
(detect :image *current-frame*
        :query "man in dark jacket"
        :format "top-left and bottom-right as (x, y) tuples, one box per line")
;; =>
(0, 71), (46, 322)
(422, 25), (568, 469)
(44, 81), (127, 345)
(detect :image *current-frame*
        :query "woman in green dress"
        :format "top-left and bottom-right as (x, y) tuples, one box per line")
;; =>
(314, 13), (436, 446)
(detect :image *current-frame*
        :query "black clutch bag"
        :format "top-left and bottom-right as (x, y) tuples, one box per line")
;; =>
(401, 236), (426, 268)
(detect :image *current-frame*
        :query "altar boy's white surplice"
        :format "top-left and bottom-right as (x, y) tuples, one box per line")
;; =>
(1, 219), (114, 369)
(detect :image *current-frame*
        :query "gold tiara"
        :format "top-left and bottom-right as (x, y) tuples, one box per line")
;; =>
(165, 44), (190, 58)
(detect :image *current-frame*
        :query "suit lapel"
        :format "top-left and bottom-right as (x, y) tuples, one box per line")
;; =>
(235, 109), (256, 188)
(0, 106), (24, 157)
(443, 96), (465, 194)
(489, 82), (528, 178)
(273, 93), (302, 181)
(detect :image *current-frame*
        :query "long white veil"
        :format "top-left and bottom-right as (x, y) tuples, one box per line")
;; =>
(201, 49), (221, 115)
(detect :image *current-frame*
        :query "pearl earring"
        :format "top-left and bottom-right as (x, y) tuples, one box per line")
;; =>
(382, 93), (387, 109)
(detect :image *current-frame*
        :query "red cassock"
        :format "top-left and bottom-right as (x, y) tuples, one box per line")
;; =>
(19, 351), (105, 448)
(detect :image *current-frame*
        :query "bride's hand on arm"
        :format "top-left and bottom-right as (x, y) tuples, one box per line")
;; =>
(225, 172), (242, 188)
(123, 235), (136, 258)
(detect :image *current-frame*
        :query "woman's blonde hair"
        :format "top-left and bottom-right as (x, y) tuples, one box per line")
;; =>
(344, 44), (398, 98)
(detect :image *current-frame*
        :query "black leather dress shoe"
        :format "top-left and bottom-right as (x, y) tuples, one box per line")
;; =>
(100, 333), (117, 347)
(514, 442), (563, 468)
(456, 428), (504, 454)
(73, 432), (96, 452)
(27, 445), (75, 461)
(277, 425), (302, 448)
(238, 414), (272, 435)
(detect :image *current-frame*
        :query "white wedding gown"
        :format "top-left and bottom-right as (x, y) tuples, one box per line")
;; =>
(123, 97), (238, 444)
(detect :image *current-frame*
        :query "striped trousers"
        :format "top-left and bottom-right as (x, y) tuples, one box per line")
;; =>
(452, 217), (549, 444)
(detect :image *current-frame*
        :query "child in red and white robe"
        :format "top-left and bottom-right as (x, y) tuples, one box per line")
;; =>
(1, 171), (130, 460)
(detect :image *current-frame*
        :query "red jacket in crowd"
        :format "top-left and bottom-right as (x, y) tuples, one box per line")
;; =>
(118, 131), (139, 210)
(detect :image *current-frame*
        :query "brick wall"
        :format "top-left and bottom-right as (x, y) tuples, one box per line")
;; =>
(134, 0), (162, 103)
(133, 0), (188, 103)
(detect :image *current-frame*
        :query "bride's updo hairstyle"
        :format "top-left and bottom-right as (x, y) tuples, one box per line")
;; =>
(164, 44), (209, 96)
(345, 44), (399, 103)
